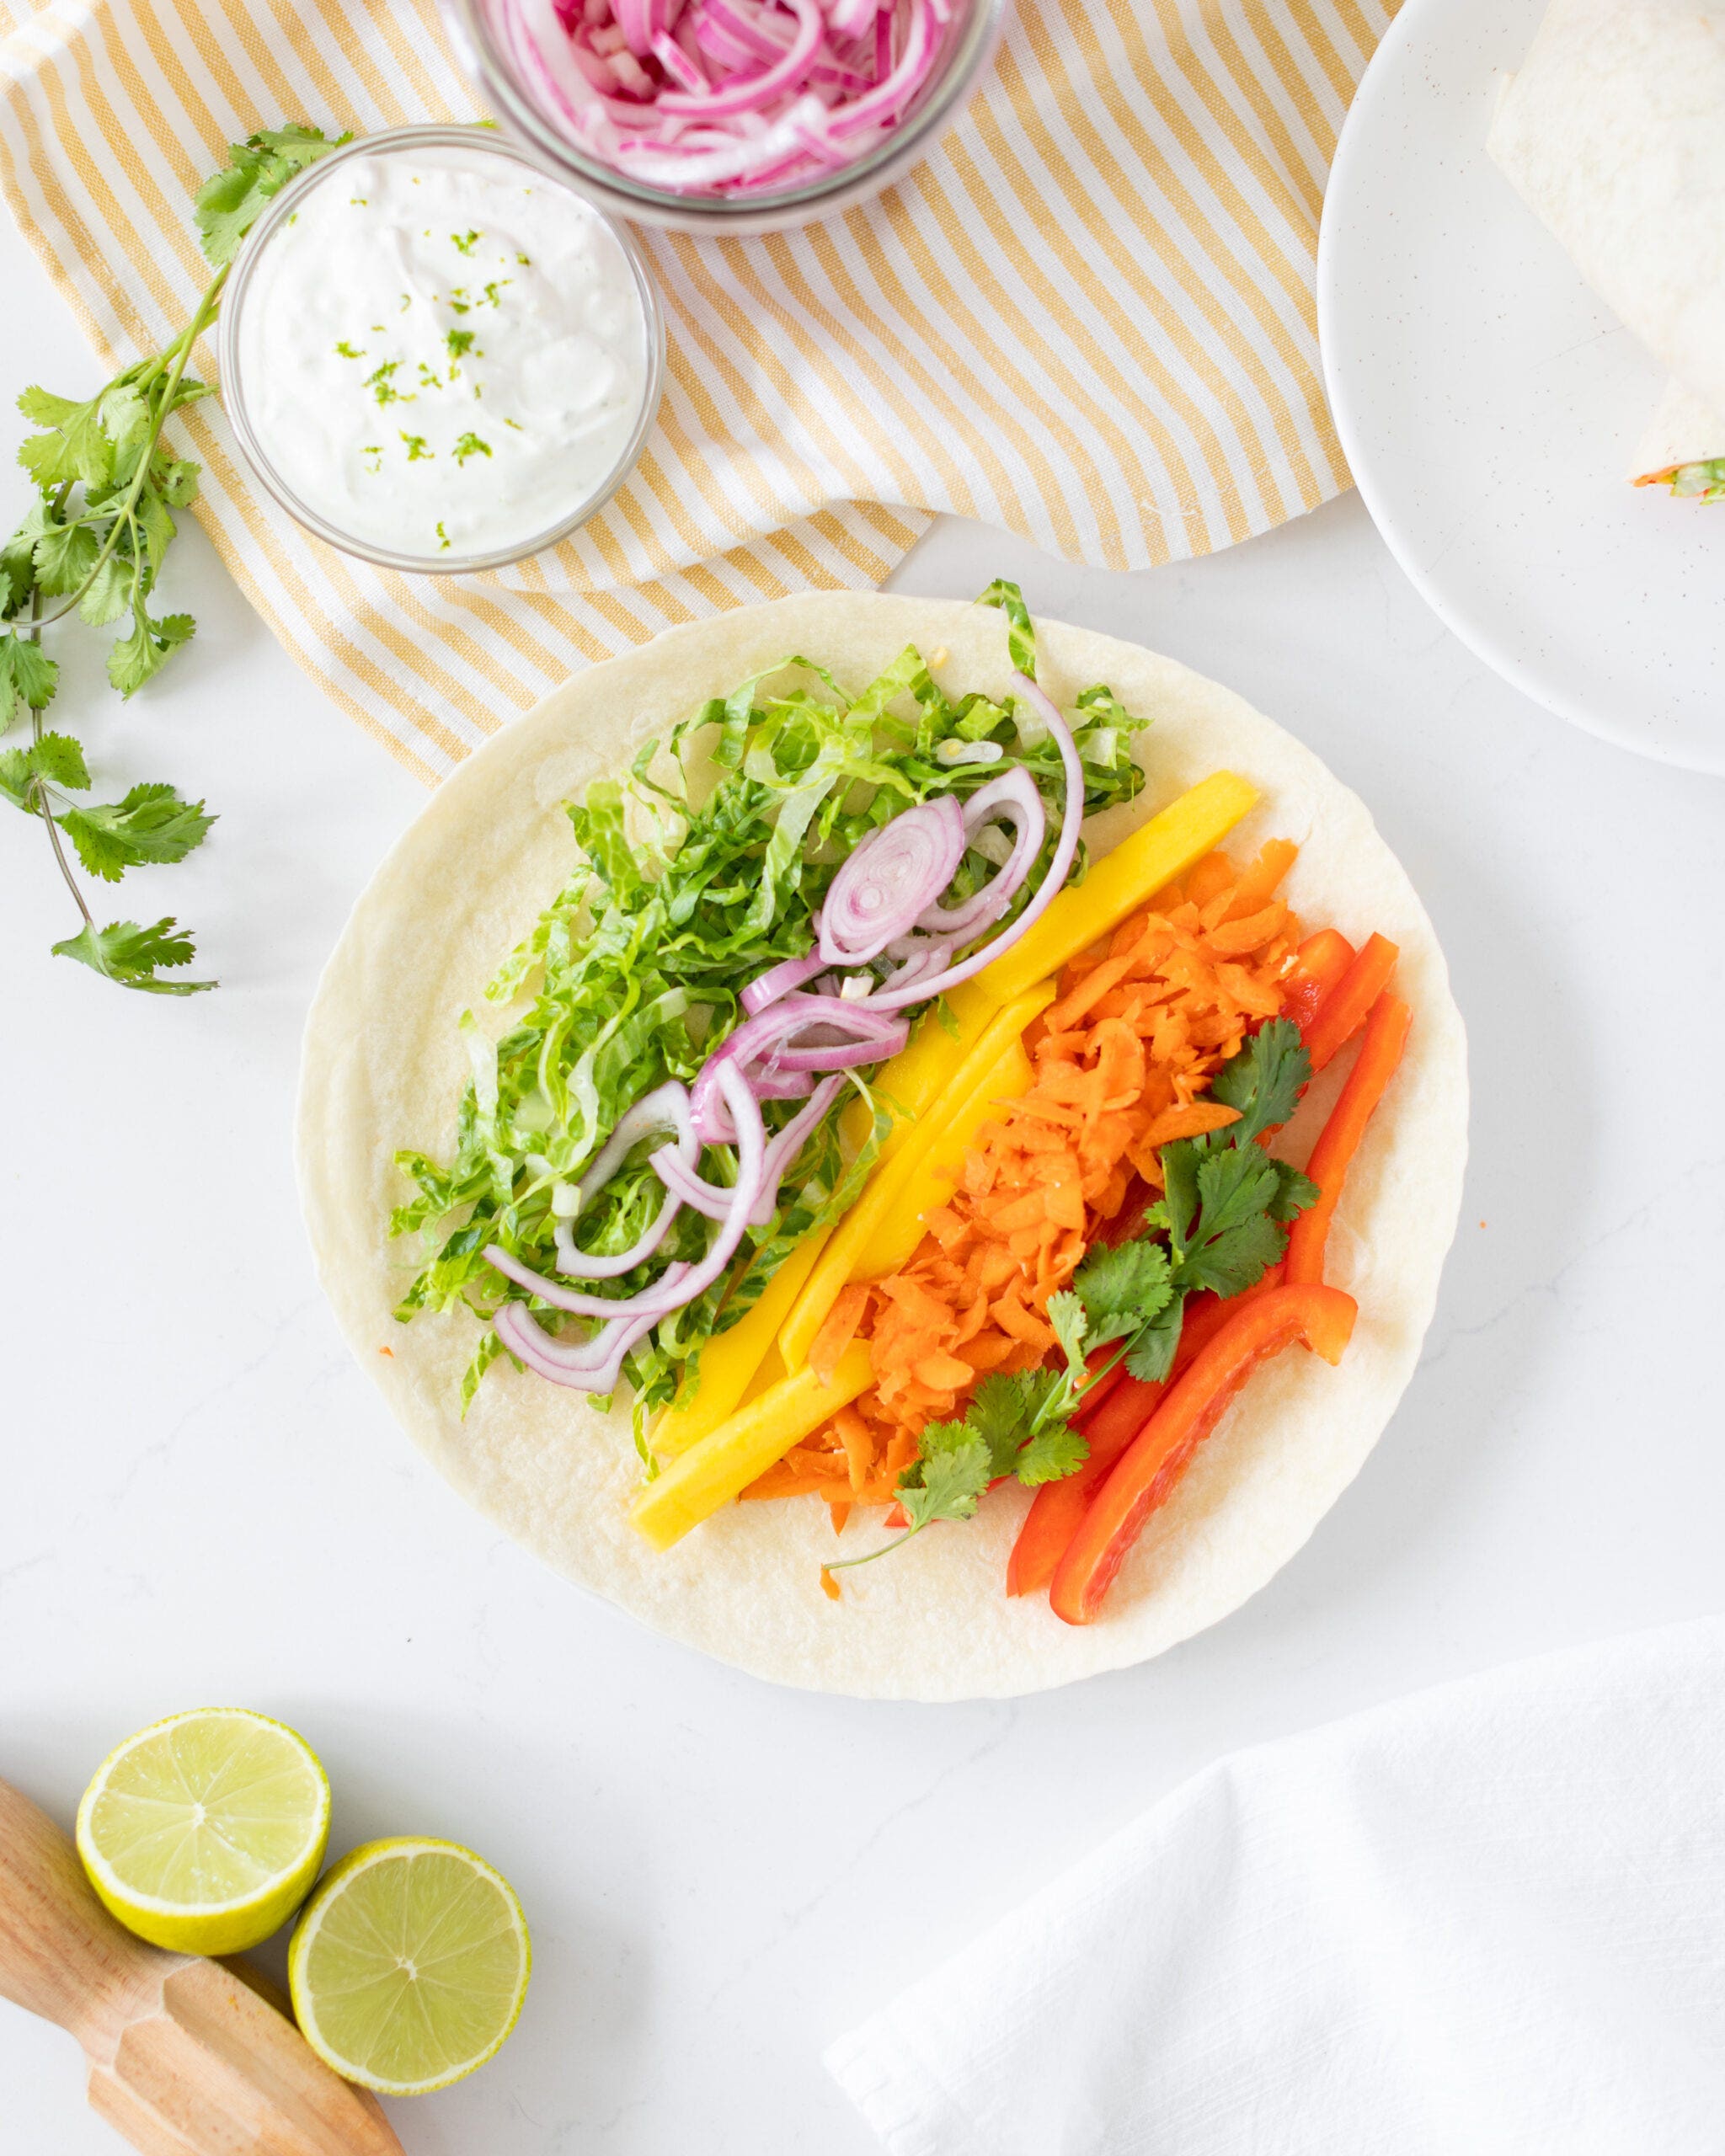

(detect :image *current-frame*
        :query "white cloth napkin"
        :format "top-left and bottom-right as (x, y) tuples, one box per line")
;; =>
(825, 1616), (1725, 2156)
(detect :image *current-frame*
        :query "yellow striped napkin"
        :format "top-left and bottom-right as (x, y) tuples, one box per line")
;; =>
(0, 0), (1391, 782)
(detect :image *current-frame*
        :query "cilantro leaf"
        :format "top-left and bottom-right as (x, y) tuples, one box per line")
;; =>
(1268, 1159), (1320, 1224)
(1047, 1287), (1089, 1376)
(107, 608), (195, 697)
(77, 552), (134, 629)
(1177, 1209), (1287, 1301)
(193, 125), (348, 266)
(966, 1370), (1047, 1479)
(0, 732), (89, 808)
(1150, 1139), (1295, 1307)
(0, 632), (60, 726)
(17, 391), (113, 491)
(31, 517), (101, 597)
(1209, 1017), (1309, 1145)
(1075, 1237), (1173, 1344)
(896, 1422), (992, 1530)
(57, 782), (214, 882)
(2, 504), (54, 616)
(15, 386), (83, 429)
(1159, 1139), (1201, 1259)
(155, 457), (200, 510)
(97, 382), (151, 460)
(1124, 1305), (1184, 1385)
(1194, 1145), (1284, 1243)
(1016, 1420), (1088, 1486)
(51, 915), (213, 994)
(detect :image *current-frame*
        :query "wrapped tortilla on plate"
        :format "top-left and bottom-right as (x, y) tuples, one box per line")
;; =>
(1488, 0), (1725, 503)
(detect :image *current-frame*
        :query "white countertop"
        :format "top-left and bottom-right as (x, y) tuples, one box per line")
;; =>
(4, 200), (1723, 2156)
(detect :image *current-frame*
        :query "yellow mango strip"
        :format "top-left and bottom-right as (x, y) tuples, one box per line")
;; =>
(629, 1343), (874, 1550)
(651, 1227), (831, 1458)
(843, 1034), (1034, 1283)
(836, 974), (1000, 1159)
(979, 771), (1258, 1007)
(777, 979), (1056, 1369)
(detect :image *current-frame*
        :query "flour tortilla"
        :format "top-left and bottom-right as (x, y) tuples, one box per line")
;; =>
(298, 596), (1467, 1700)
(1488, 0), (1725, 472)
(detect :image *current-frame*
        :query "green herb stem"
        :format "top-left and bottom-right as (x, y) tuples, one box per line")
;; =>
(29, 269), (226, 633)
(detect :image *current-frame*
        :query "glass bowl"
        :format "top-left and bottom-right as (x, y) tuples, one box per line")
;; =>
(441, 0), (1008, 237)
(217, 125), (665, 575)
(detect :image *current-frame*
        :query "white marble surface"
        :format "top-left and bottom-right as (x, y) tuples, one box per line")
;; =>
(3, 195), (1723, 2155)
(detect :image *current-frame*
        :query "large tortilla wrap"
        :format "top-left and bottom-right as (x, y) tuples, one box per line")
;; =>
(1487, 0), (1725, 466)
(298, 597), (1468, 1700)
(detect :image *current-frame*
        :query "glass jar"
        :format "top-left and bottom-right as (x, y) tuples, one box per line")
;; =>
(219, 124), (665, 574)
(441, 0), (1008, 238)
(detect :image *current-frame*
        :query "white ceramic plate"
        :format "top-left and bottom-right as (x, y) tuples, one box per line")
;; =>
(1318, 0), (1725, 774)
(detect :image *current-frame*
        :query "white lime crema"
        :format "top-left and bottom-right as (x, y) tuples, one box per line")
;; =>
(233, 141), (649, 562)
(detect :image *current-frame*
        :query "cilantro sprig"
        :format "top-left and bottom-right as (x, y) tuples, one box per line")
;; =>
(1, 123), (345, 994)
(831, 1022), (1318, 1571)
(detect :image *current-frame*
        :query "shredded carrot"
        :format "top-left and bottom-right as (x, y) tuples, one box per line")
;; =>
(820, 1566), (841, 1601)
(743, 841), (1306, 1506)
(809, 1282), (869, 1386)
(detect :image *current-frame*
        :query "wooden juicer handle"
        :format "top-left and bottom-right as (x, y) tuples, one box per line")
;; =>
(0, 1776), (405, 2156)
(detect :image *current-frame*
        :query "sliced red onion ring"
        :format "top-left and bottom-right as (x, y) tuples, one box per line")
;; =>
(751, 1072), (845, 1223)
(690, 990), (906, 1140)
(650, 1145), (734, 1220)
(826, 0), (937, 136)
(764, 1026), (906, 1075)
(826, 0), (878, 40)
(816, 793), (965, 967)
(650, 26), (708, 88)
(878, 933), (961, 994)
(494, 1278), (682, 1396)
(748, 1066), (820, 1102)
(914, 766), (1046, 942)
(859, 675), (1085, 1013)
(658, 0), (822, 115)
(607, 92), (830, 189)
(487, 1061), (765, 1321)
(741, 951), (828, 1015)
(651, 1068), (846, 1229)
(553, 1080), (696, 1278)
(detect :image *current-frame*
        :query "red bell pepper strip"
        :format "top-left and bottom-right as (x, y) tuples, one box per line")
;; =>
(1301, 933), (1399, 1074)
(1284, 994), (1412, 1287)
(1279, 929), (1355, 1037)
(1048, 1282), (1358, 1625)
(1006, 1265), (1286, 1598)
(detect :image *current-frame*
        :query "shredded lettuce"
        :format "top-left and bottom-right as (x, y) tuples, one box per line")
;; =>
(391, 583), (1153, 1418)
(1669, 457), (1725, 505)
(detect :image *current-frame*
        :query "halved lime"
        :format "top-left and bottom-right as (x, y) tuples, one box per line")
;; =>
(76, 1707), (330, 1955)
(287, 1838), (531, 2095)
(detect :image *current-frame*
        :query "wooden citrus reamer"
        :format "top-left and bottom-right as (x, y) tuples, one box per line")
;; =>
(0, 1777), (404, 2155)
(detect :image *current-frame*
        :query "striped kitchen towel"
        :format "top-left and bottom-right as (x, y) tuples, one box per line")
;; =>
(0, 0), (1392, 781)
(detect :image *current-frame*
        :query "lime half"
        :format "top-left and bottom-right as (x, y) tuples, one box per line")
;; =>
(288, 1838), (531, 2095)
(76, 1707), (330, 1955)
